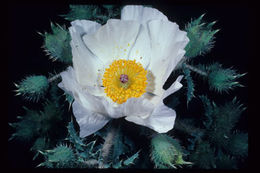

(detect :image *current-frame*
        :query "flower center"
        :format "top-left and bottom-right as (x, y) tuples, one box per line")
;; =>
(120, 74), (128, 83)
(102, 59), (147, 104)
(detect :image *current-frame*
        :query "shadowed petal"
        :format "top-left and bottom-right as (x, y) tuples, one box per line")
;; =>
(125, 76), (183, 133)
(72, 100), (110, 138)
(69, 20), (104, 94)
(147, 20), (189, 97)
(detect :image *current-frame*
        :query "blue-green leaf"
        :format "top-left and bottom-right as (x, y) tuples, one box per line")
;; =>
(14, 75), (49, 102)
(185, 14), (219, 58)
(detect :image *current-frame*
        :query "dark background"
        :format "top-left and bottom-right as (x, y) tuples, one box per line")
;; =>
(7, 0), (254, 169)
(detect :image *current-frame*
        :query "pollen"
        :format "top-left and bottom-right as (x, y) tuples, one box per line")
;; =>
(102, 59), (147, 104)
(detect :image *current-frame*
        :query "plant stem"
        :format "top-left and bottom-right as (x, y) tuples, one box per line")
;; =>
(98, 125), (116, 168)
(183, 63), (208, 77)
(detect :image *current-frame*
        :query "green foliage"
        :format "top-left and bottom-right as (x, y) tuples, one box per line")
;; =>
(225, 132), (248, 157)
(216, 151), (237, 169)
(9, 108), (40, 142)
(31, 137), (50, 160)
(39, 100), (63, 136)
(199, 95), (215, 129)
(62, 5), (99, 21)
(102, 126), (134, 168)
(150, 134), (192, 169)
(206, 97), (246, 148)
(64, 92), (74, 109)
(62, 5), (121, 24)
(185, 96), (247, 169)
(49, 81), (62, 107)
(185, 14), (219, 58)
(65, 121), (102, 168)
(9, 100), (64, 142)
(79, 140), (100, 160)
(38, 144), (76, 168)
(42, 23), (72, 64)
(123, 151), (140, 166)
(206, 63), (245, 93)
(66, 121), (86, 152)
(190, 141), (216, 169)
(174, 119), (204, 151)
(31, 137), (49, 151)
(182, 65), (195, 105)
(111, 127), (128, 163)
(15, 75), (49, 102)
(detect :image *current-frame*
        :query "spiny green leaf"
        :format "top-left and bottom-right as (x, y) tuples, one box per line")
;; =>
(9, 107), (41, 141)
(123, 151), (140, 166)
(185, 14), (219, 58)
(112, 160), (123, 169)
(31, 137), (50, 160)
(67, 121), (86, 152)
(225, 132), (248, 157)
(206, 63), (246, 93)
(49, 81), (62, 107)
(111, 126), (128, 162)
(31, 137), (50, 152)
(150, 134), (191, 169)
(190, 141), (216, 169)
(62, 5), (100, 21)
(38, 144), (76, 168)
(43, 23), (72, 64)
(64, 92), (74, 109)
(202, 96), (246, 148)
(216, 151), (237, 169)
(199, 95), (214, 129)
(39, 100), (63, 135)
(79, 140), (100, 160)
(183, 65), (195, 105)
(62, 5), (121, 25)
(14, 75), (49, 102)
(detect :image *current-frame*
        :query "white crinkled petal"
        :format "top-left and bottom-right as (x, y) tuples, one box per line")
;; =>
(162, 49), (186, 85)
(123, 97), (154, 118)
(100, 97), (154, 119)
(125, 76), (183, 133)
(69, 20), (104, 94)
(58, 67), (125, 119)
(128, 24), (151, 69)
(125, 102), (176, 133)
(147, 19), (189, 97)
(71, 20), (101, 35)
(83, 19), (140, 66)
(72, 100), (110, 138)
(121, 5), (168, 23)
(162, 75), (183, 100)
(58, 67), (106, 115)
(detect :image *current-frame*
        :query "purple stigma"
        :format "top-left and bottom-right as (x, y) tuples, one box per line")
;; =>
(120, 74), (128, 83)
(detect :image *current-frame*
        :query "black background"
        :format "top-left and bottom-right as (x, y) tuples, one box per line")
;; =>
(7, 0), (254, 169)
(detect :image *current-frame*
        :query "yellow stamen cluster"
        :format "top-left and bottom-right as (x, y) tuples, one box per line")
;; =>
(102, 59), (147, 104)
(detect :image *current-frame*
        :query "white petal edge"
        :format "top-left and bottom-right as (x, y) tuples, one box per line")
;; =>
(72, 100), (110, 138)
(58, 67), (107, 114)
(125, 76), (183, 133)
(147, 19), (189, 97)
(83, 19), (140, 66)
(128, 24), (151, 69)
(121, 5), (168, 23)
(58, 67), (126, 120)
(69, 20), (104, 94)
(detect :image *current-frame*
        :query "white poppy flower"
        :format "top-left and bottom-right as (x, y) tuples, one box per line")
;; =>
(58, 5), (189, 137)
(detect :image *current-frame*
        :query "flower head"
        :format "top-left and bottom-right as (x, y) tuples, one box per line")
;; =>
(58, 5), (189, 137)
(102, 59), (148, 104)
